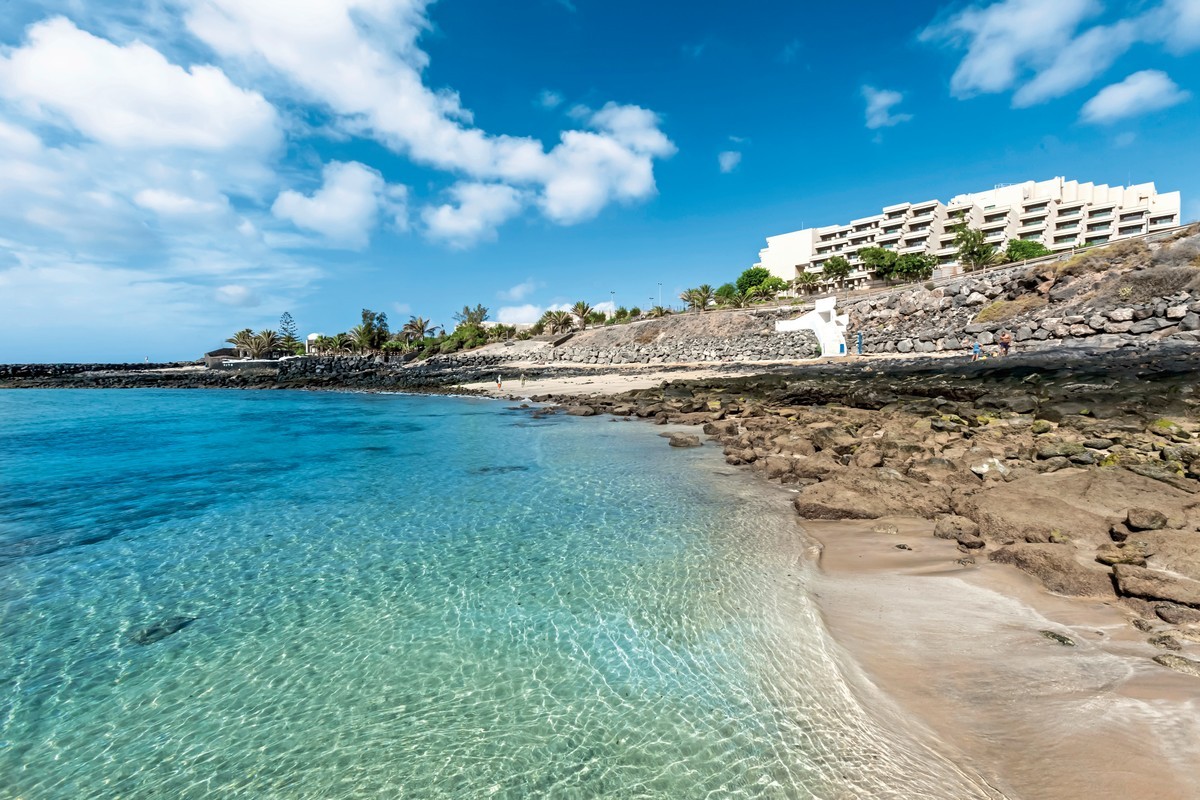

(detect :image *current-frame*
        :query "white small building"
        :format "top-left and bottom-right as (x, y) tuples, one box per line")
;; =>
(756, 177), (1182, 287)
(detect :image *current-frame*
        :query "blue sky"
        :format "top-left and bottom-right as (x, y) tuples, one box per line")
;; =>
(1, 0), (1197, 362)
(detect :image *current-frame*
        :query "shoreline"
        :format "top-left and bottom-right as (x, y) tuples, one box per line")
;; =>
(5, 348), (1200, 796)
(477, 348), (1200, 799)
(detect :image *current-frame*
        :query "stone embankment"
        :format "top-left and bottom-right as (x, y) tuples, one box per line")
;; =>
(849, 234), (1200, 354)
(0, 362), (195, 380)
(546, 307), (819, 364)
(521, 345), (1200, 679)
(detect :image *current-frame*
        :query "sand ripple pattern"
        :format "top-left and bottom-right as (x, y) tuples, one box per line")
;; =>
(0, 390), (1001, 798)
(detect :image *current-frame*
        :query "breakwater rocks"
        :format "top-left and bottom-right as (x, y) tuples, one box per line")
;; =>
(526, 346), (1200, 677)
(0, 362), (196, 380)
(849, 235), (1200, 355)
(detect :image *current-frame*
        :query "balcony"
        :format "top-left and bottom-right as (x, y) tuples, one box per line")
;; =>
(1118, 225), (1144, 236)
(1020, 205), (1050, 218)
(1149, 216), (1177, 227)
(1019, 218), (1047, 230)
(1086, 223), (1112, 233)
(981, 219), (1008, 231)
(876, 230), (902, 242)
(1119, 212), (1146, 224)
(899, 244), (926, 254)
(1084, 236), (1111, 246)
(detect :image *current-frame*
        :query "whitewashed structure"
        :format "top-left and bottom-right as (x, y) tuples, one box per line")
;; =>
(756, 177), (1182, 288)
(775, 296), (848, 357)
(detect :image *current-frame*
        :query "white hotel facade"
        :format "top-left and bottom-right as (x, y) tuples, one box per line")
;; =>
(756, 177), (1182, 286)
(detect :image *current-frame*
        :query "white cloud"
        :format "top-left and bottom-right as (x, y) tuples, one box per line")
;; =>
(1011, 19), (1140, 107)
(185, 0), (674, 238)
(0, 17), (280, 152)
(499, 278), (539, 301)
(496, 303), (544, 324)
(717, 151), (742, 173)
(923, 0), (1200, 108)
(921, 0), (1099, 98)
(272, 161), (399, 247)
(862, 86), (913, 129)
(777, 39), (801, 64)
(1080, 70), (1190, 123)
(134, 188), (227, 217)
(537, 89), (563, 109)
(421, 182), (524, 248)
(214, 283), (260, 306)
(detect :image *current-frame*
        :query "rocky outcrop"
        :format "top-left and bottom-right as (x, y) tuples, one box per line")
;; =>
(989, 543), (1116, 597)
(550, 331), (819, 365)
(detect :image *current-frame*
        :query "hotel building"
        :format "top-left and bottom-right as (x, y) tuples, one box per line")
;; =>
(756, 177), (1182, 286)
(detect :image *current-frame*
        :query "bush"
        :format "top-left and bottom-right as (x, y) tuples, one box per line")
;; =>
(736, 267), (771, 294)
(1108, 267), (1199, 304)
(1005, 239), (1051, 261)
(973, 294), (1047, 323)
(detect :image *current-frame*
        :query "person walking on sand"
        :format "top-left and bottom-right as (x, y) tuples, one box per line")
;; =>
(998, 330), (1012, 357)
(520, 373), (526, 388)
(496, 374), (502, 391)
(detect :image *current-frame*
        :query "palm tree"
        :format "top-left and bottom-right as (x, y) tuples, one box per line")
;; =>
(545, 310), (573, 334)
(571, 301), (594, 330)
(719, 290), (751, 308)
(327, 333), (354, 353)
(401, 316), (435, 343)
(680, 285), (715, 312)
(248, 329), (282, 358)
(348, 324), (374, 352)
(225, 328), (254, 357)
(648, 305), (672, 318)
(793, 271), (820, 295)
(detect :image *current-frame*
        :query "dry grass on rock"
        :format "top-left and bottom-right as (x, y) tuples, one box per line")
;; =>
(973, 294), (1047, 324)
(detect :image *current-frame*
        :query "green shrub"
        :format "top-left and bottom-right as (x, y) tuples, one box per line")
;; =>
(973, 294), (1046, 323)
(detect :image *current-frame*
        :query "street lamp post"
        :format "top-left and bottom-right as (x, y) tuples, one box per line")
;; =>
(610, 291), (615, 315)
(657, 282), (662, 307)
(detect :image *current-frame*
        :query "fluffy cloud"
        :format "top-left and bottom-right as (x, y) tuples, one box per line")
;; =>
(499, 279), (539, 301)
(214, 284), (260, 307)
(537, 89), (563, 109)
(134, 188), (227, 217)
(496, 304), (544, 324)
(185, 0), (674, 242)
(1080, 70), (1190, 123)
(421, 183), (524, 248)
(0, 17), (280, 152)
(921, 0), (1099, 98)
(717, 151), (742, 173)
(862, 86), (913, 129)
(923, 0), (1200, 108)
(272, 161), (400, 247)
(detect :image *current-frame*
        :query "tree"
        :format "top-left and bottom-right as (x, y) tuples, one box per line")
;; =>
(822, 255), (852, 286)
(792, 271), (820, 294)
(858, 247), (898, 280)
(648, 305), (672, 318)
(736, 267), (772, 295)
(453, 304), (489, 328)
(680, 284), (714, 311)
(327, 333), (354, 353)
(353, 309), (389, 350)
(893, 253), (937, 281)
(547, 310), (574, 333)
(248, 329), (282, 358)
(401, 316), (435, 343)
(953, 226), (998, 271)
(571, 301), (594, 330)
(348, 324), (373, 352)
(1004, 239), (1051, 262)
(715, 283), (738, 303)
(279, 312), (298, 342)
(628, 306), (642, 318)
(225, 328), (254, 357)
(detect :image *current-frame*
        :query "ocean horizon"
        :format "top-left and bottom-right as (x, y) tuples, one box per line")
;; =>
(0, 389), (994, 798)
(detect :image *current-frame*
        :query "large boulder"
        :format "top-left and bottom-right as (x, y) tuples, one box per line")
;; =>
(1113, 564), (1200, 608)
(1126, 507), (1168, 531)
(989, 543), (1115, 597)
(792, 468), (950, 520)
(933, 515), (980, 539)
(1124, 530), (1200, 581)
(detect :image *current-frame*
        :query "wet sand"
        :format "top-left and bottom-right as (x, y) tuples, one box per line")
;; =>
(803, 516), (1200, 800)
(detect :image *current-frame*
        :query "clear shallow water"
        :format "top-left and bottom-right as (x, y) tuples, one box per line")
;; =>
(0, 389), (996, 799)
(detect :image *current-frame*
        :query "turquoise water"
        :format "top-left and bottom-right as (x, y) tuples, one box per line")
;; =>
(0, 390), (994, 798)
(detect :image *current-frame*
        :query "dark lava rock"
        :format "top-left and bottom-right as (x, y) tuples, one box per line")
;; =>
(1039, 629), (1076, 646)
(1153, 654), (1200, 678)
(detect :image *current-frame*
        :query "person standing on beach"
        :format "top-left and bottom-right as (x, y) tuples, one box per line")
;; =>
(496, 374), (502, 390)
(971, 340), (982, 361)
(998, 331), (1012, 357)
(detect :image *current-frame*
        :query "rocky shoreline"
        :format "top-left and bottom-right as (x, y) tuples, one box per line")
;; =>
(512, 344), (1200, 681)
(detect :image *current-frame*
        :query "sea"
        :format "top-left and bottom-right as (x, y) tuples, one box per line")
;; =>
(0, 389), (999, 798)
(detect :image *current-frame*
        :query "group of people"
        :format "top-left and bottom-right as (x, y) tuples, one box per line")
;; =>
(965, 330), (1013, 362)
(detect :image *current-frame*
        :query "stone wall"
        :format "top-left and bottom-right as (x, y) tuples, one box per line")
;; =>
(846, 258), (1200, 355)
(0, 362), (194, 378)
(548, 330), (819, 364)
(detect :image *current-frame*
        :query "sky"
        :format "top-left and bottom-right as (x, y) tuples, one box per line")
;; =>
(1, 0), (1198, 362)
